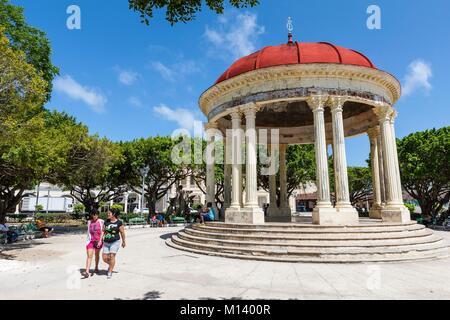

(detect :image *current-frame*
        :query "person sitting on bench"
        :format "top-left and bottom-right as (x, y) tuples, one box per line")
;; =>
(0, 223), (18, 243)
(35, 219), (53, 238)
(199, 203), (215, 224)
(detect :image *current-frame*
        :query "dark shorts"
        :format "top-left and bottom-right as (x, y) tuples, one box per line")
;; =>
(202, 214), (213, 221)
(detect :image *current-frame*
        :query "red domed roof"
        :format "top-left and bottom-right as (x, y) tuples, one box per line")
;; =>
(215, 42), (376, 84)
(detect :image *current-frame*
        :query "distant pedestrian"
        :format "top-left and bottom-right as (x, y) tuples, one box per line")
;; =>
(82, 209), (104, 278)
(102, 208), (126, 279)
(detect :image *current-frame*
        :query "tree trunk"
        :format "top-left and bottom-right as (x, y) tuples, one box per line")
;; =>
(0, 207), (7, 224)
(148, 199), (156, 214)
(82, 199), (98, 213)
(0, 190), (24, 224)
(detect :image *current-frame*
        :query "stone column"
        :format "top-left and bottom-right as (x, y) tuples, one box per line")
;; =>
(223, 134), (232, 211)
(225, 103), (264, 224)
(279, 144), (291, 219)
(244, 106), (259, 208)
(307, 96), (341, 225)
(367, 127), (382, 219)
(390, 112), (403, 202)
(329, 97), (356, 212)
(229, 112), (242, 210)
(374, 106), (410, 223)
(268, 145), (278, 212)
(238, 123), (244, 208)
(309, 96), (331, 206)
(205, 122), (218, 220)
(377, 134), (387, 206)
(329, 97), (358, 222)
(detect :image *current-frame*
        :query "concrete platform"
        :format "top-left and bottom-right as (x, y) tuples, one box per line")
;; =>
(167, 218), (449, 263)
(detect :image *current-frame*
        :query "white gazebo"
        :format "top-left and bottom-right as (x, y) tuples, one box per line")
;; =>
(201, 34), (409, 226)
(167, 30), (447, 263)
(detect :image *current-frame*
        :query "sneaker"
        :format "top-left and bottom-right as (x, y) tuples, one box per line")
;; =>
(107, 272), (112, 279)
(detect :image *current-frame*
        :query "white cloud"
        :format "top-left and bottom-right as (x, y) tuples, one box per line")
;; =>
(118, 70), (139, 86)
(151, 61), (177, 82)
(53, 75), (107, 113)
(128, 96), (143, 108)
(151, 60), (201, 83)
(402, 60), (432, 96)
(153, 104), (201, 132)
(204, 12), (265, 60)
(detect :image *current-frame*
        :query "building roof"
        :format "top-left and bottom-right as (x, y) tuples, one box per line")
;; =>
(215, 42), (376, 84)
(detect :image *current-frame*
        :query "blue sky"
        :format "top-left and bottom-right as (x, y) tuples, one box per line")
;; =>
(11, 0), (450, 166)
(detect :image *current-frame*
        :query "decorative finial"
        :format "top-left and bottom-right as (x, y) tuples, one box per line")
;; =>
(287, 17), (294, 44)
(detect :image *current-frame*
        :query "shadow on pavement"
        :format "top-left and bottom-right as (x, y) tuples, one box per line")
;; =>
(0, 241), (46, 260)
(159, 232), (177, 240)
(115, 290), (163, 300)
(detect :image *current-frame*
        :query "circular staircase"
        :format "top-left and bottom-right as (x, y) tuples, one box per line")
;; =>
(166, 219), (449, 263)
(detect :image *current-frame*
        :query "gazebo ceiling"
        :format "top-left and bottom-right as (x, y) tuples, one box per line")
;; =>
(223, 100), (374, 128)
(215, 42), (376, 84)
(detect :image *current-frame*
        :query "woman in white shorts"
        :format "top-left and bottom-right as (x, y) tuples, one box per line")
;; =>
(102, 208), (126, 279)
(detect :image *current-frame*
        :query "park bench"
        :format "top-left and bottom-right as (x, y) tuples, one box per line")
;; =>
(127, 217), (147, 228)
(12, 223), (43, 240)
(170, 216), (187, 224)
(0, 223), (42, 244)
(0, 232), (7, 245)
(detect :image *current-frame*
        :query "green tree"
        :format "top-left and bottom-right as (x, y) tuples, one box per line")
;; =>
(56, 136), (128, 212)
(0, 30), (48, 223)
(0, 0), (59, 100)
(73, 203), (86, 214)
(111, 203), (124, 212)
(258, 144), (316, 205)
(122, 136), (188, 212)
(129, 0), (259, 25)
(347, 167), (372, 206)
(190, 138), (224, 209)
(397, 126), (450, 219)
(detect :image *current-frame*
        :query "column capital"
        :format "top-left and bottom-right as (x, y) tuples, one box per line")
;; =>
(367, 126), (381, 142)
(389, 110), (398, 124)
(230, 110), (242, 121)
(307, 95), (328, 112)
(241, 102), (259, 117)
(373, 105), (394, 122)
(328, 95), (347, 113)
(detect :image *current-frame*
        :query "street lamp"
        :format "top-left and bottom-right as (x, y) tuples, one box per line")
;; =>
(139, 166), (149, 219)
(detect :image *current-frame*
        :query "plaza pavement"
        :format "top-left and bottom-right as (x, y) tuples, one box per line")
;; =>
(1, 226), (450, 300)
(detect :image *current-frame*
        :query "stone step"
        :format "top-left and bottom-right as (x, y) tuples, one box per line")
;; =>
(188, 226), (431, 240)
(167, 237), (449, 263)
(204, 220), (419, 230)
(192, 223), (426, 237)
(177, 230), (444, 249)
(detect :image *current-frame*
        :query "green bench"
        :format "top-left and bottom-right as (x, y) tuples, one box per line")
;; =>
(128, 217), (147, 226)
(170, 216), (187, 224)
(0, 232), (7, 245)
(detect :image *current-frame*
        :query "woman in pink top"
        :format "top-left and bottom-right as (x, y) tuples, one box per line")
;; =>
(82, 208), (104, 278)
